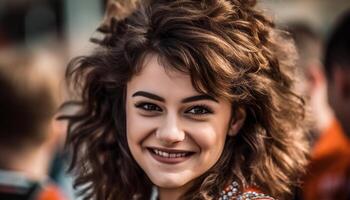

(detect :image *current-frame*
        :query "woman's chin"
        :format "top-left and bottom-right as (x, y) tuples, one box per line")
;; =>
(153, 180), (185, 189)
(150, 176), (191, 190)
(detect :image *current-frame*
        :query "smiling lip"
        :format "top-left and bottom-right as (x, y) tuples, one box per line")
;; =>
(147, 147), (195, 164)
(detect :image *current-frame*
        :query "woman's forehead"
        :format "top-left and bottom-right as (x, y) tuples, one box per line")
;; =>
(129, 54), (197, 94)
(129, 51), (234, 101)
(127, 53), (233, 105)
(135, 52), (188, 75)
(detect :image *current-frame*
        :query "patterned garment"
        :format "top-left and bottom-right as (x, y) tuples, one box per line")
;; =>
(219, 181), (275, 200)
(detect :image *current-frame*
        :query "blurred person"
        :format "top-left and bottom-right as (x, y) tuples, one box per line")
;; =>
(0, 0), (64, 49)
(286, 22), (335, 200)
(301, 11), (350, 200)
(288, 23), (334, 141)
(0, 47), (68, 200)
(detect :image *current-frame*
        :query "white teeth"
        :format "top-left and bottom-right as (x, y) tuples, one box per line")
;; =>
(152, 149), (188, 158)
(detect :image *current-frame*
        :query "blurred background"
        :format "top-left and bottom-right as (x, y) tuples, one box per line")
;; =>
(2, 0), (350, 54)
(0, 0), (349, 200)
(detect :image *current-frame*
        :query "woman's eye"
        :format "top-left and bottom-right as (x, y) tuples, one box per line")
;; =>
(135, 103), (162, 112)
(186, 105), (212, 115)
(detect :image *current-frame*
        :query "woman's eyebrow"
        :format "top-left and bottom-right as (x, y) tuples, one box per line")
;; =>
(132, 91), (218, 103)
(132, 91), (165, 102)
(181, 95), (218, 103)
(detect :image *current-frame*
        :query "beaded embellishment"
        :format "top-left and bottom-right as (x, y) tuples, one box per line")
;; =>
(219, 181), (275, 200)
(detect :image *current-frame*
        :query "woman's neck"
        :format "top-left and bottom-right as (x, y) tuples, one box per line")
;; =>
(158, 188), (183, 200)
(158, 182), (192, 200)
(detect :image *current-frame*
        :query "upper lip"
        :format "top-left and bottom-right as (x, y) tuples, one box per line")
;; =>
(147, 147), (195, 153)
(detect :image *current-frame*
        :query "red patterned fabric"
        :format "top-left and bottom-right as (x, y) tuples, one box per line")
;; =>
(242, 187), (275, 200)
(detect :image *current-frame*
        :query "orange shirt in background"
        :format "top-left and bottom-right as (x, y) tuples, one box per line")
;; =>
(303, 119), (350, 200)
(37, 184), (67, 200)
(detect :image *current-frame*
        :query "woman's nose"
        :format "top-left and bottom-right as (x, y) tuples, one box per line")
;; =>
(156, 114), (185, 145)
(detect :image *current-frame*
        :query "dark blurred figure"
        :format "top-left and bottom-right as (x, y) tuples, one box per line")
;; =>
(288, 22), (334, 144)
(300, 11), (350, 200)
(0, 0), (64, 49)
(287, 22), (335, 200)
(0, 48), (68, 200)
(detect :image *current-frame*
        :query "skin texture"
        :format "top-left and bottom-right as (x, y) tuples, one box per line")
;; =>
(126, 54), (244, 199)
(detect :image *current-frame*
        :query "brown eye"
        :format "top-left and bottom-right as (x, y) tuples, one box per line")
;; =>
(135, 103), (162, 112)
(185, 105), (213, 115)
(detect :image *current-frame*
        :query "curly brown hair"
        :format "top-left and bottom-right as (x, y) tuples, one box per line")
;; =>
(63, 0), (309, 199)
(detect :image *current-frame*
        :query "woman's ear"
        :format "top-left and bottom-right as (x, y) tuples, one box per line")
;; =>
(228, 107), (246, 136)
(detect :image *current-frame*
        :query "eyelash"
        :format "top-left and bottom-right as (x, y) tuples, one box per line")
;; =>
(134, 103), (213, 115)
(185, 104), (213, 115)
(135, 102), (162, 112)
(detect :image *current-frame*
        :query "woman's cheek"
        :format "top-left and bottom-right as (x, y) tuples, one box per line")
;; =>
(186, 123), (220, 150)
(127, 111), (158, 141)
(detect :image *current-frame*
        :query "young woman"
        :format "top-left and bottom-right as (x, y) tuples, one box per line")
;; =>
(64, 0), (309, 199)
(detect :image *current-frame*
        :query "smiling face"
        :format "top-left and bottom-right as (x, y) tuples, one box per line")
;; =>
(126, 53), (234, 194)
